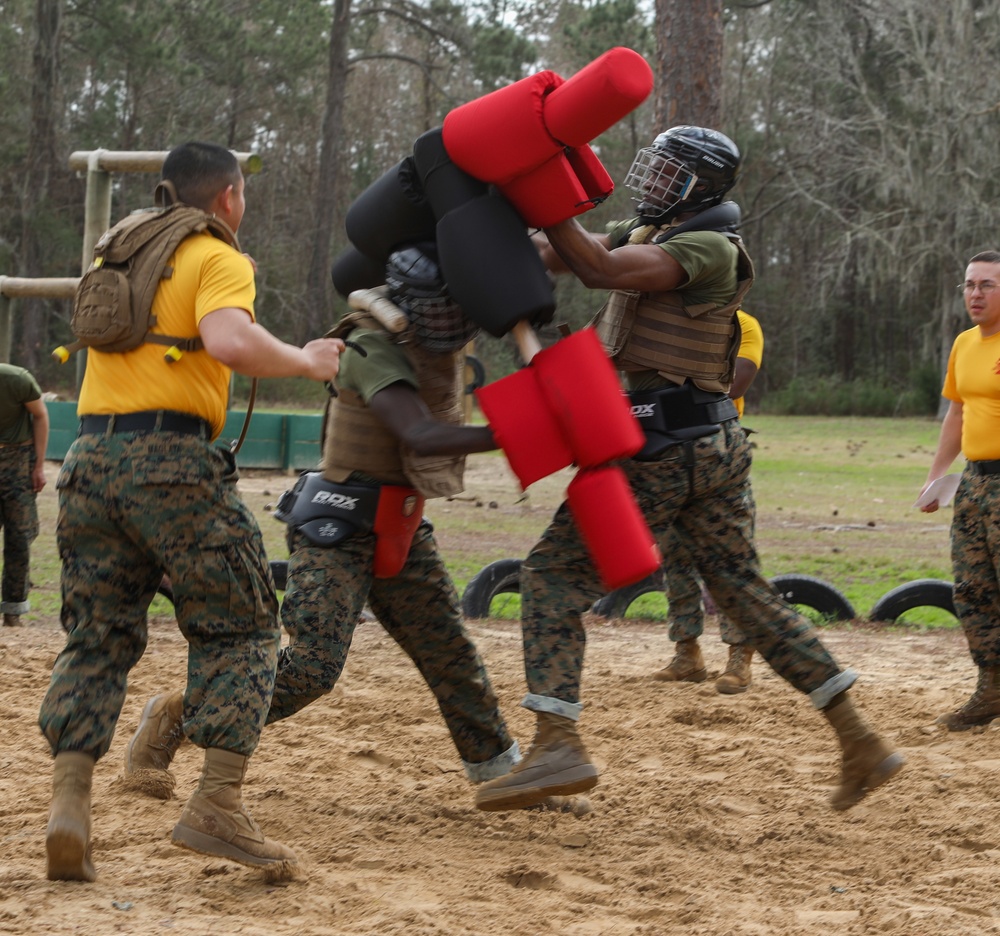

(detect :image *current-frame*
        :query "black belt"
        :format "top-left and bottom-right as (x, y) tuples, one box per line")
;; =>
(968, 459), (1000, 477)
(78, 410), (210, 439)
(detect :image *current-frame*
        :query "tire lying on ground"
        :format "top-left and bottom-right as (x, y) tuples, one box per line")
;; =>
(461, 557), (523, 618)
(591, 570), (855, 621)
(868, 578), (956, 623)
(589, 568), (667, 619)
(769, 573), (856, 622)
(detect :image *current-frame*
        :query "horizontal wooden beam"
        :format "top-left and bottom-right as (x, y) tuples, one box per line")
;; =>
(0, 276), (79, 299)
(67, 150), (262, 174)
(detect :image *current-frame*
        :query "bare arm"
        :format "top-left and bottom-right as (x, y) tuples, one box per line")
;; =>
(198, 307), (343, 383)
(531, 229), (611, 275)
(368, 383), (496, 456)
(541, 217), (689, 292)
(920, 400), (963, 513)
(729, 358), (759, 402)
(24, 398), (48, 492)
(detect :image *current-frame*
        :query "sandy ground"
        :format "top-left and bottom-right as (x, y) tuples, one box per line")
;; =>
(3, 472), (1000, 935)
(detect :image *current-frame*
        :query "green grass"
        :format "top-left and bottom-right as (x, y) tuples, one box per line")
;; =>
(24, 415), (962, 631)
(444, 415), (960, 629)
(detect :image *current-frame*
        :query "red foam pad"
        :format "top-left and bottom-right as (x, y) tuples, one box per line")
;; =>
(532, 329), (644, 466)
(567, 466), (662, 591)
(372, 486), (425, 578)
(566, 145), (615, 202)
(476, 368), (574, 489)
(499, 147), (614, 228)
(442, 71), (564, 185)
(544, 48), (654, 147)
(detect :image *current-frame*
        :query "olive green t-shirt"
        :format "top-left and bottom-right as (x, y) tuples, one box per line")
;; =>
(603, 226), (740, 391)
(336, 328), (417, 403)
(0, 364), (41, 445)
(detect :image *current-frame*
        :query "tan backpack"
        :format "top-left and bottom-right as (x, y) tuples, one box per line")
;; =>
(56, 183), (257, 453)
(60, 193), (239, 360)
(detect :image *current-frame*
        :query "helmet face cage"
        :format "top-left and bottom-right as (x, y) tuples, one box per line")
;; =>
(626, 126), (740, 223)
(385, 246), (480, 354)
(624, 147), (698, 222)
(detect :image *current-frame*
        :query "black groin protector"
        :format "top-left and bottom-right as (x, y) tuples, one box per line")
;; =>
(274, 472), (382, 548)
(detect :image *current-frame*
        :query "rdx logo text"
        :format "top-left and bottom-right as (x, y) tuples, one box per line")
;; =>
(630, 403), (656, 418)
(310, 492), (359, 510)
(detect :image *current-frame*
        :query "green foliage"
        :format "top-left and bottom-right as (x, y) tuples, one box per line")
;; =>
(764, 373), (941, 417)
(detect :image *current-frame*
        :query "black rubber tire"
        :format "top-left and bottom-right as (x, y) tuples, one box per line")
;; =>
(270, 559), (289, 592)
(868, 578), (956, 623)
(589, 568), (667, 619)
(461, 558), (523, 618)
(464, 354), (486, 395)
(769, 573), (856, 621)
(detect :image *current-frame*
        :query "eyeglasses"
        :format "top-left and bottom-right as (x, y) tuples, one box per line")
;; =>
(958, 281), (999, 294)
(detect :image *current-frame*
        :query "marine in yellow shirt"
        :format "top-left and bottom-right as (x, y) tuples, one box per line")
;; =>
(39, 141), (344, 883)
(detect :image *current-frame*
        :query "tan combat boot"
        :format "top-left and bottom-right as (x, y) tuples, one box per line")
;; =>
(823, 692), (904, 811)
(716, 645), (754, 695)
(475, 712), (598, 811)
(937, 667), (1000, 731)
(123, 691), (185, 799)
(46, 751), (97, 882)
(652, 638), (707, 683)
(171, 748), (297, 868)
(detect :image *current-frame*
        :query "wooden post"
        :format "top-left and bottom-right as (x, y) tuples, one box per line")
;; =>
(76, 150), (113, 390)
(0, 289), (10, 364)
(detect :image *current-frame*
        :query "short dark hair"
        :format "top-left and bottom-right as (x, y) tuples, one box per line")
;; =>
(969, 250), (1000, 265)
(160, 142), (241, 210)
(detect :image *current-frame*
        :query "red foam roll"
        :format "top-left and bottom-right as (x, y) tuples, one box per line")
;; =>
(543, 48), (654, 147)
(532, 329), (643, 467)
(566, 465), (662, 591)
(566, 145), (615, 202)
(499, 146), (614, 228)
(442, 71), (564, 185)
(476, 368), (574, 489)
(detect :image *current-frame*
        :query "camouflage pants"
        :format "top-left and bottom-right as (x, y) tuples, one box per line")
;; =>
(272, 521), (514, 767)
(521, 420), (851, 709)
(950, 470), (1000, 668)
(663, 459), (753, 645)
(0, 445), (39, 614)
(38, 431), (279, 761)
(663, 526), (748, 645)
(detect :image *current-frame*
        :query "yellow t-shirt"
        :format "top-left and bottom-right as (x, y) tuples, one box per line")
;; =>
(733, 310), (764, 418)
(942, 326), (1000, 461)
(78, 231), (255, 440)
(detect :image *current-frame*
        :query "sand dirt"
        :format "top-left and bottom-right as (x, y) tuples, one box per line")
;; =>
(2, 470), (1000, 936)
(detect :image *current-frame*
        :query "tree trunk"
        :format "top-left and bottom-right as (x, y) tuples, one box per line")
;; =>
(305, 0), (352, 340)
(18, 0), (62, 370)
(652, 0), (724, 129)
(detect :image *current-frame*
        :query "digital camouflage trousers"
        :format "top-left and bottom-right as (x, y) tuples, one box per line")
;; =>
(273, 520), (514, 766)
(38, 431), (279, 761)
(521, 420), (852, 708)
(951, 470), (1000, 668)
(0, 444), (39, 611)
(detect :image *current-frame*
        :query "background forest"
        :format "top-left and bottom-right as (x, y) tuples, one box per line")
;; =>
(2, 0), (999, 415)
